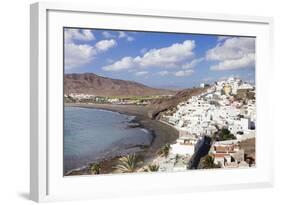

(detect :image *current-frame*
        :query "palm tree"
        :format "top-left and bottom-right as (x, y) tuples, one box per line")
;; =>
(200, 155), (220, 169)
(89, 163), (101, 174)
(146, 164), (159, 172)
(115, 154), (141, 173)
(157, 144), (171, 158)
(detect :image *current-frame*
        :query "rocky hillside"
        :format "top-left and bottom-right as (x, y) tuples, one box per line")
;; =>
(147, 87), (207, 119)
(64, 73), (175, 97)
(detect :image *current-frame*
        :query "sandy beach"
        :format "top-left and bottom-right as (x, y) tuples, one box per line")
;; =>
(65, 103), (179, 175)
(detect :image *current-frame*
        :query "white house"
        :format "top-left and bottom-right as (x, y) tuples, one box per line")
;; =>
(171, 136), (197, 155)
(200, 83), (206, 88)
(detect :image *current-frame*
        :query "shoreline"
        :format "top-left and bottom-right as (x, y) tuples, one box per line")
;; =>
(64, 103), (179, 175)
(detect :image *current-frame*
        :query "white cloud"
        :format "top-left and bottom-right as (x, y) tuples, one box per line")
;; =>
(118, 31), (126, 38)
(206, 37), (255, 61)
(174, 70), (194, 77)
(137, 40), (195, 68)
(210, 53), (255, 71)
(65, 28), (95, 43)
(206, 37), (255, 71)
(64, 29), (117, 70)
(135, 71), (149, 76)
(95, 39), (117, 52)
(103, 40), (196, 71)
(102, 57), (135, 71)
(65, 43), (96, 69)
(182, 57), (204, 69)
(217, 36), (231, 42)
(118, 31), (134, 42)
(158, 69), (195, 77)
(102, 31), (115, 38)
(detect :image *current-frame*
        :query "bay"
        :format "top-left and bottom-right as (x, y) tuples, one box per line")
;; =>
(63, 106), (153, 173)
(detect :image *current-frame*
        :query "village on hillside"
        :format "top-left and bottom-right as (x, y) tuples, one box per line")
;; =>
(155, 77), (256, 171)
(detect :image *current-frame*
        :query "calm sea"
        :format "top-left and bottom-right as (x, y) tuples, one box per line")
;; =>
(64, 106), (153, 173)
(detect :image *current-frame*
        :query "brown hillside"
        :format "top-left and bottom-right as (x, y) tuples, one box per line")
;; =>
(64, 73), (175, 97)
(147, 87), (207, 119)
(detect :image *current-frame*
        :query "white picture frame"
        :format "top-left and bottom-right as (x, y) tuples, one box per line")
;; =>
(30, 2), (274, 202)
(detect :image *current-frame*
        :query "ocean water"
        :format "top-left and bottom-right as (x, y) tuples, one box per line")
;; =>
(64, 106), (153, 173)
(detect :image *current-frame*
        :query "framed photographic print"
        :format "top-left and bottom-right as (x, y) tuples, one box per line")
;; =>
(30, 2), (274, 202)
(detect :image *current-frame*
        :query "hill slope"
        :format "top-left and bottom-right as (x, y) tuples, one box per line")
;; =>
(147, 87), (207, 119)
(64, 73), (175, 97)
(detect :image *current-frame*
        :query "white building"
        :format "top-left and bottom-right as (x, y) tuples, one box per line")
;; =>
(165, 77), (255, 162)
(171, 136), (197, 155)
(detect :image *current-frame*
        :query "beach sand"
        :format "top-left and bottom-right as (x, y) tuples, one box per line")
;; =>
(65, 103), (179, 175)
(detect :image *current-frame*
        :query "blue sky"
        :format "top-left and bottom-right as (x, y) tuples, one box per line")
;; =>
(64, 28), (255, 89)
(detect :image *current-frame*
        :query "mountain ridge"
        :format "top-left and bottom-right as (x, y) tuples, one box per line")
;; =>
(64, 73), (175, 97)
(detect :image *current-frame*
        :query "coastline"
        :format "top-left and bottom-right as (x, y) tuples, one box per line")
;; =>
(64, 103), (179, 175)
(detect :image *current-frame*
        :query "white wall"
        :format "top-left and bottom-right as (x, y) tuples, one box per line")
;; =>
(0, 0), (280, 204)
